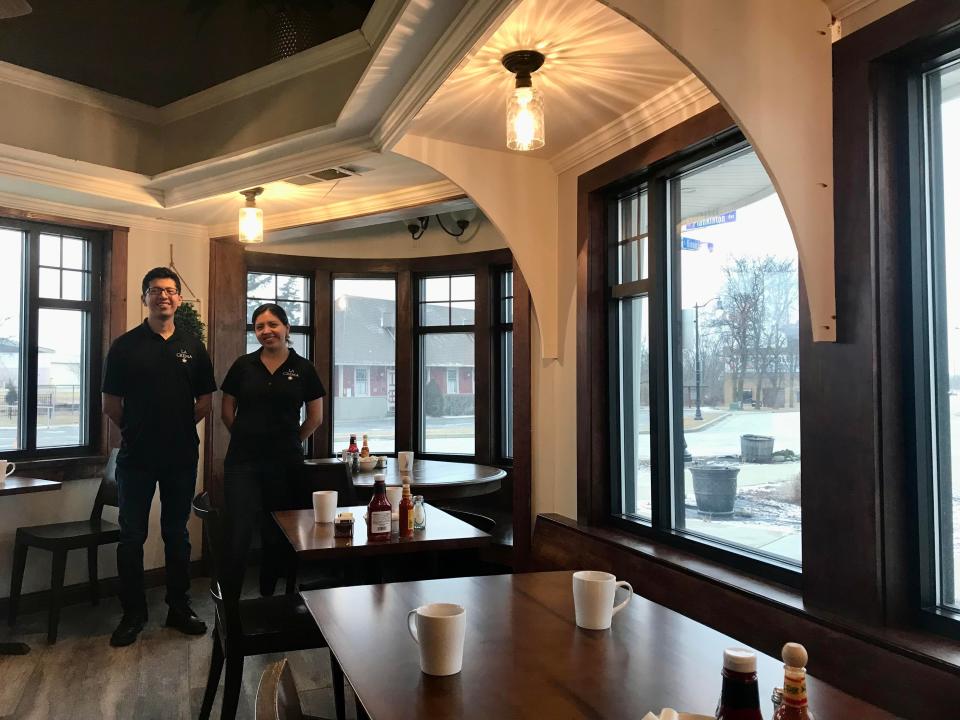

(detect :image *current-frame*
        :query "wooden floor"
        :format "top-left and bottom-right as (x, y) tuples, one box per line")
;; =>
(0, 574), (355, 720)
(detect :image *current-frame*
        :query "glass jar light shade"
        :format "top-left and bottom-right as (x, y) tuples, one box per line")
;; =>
(506, 86), (544, 152)
(238, 206), (264, 244)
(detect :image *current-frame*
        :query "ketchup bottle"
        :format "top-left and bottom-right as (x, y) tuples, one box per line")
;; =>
(716, 648), (764, 719)
(366, 475), (392, 541)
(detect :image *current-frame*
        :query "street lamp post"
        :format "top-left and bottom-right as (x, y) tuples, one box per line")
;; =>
(693, 297), (720, 422)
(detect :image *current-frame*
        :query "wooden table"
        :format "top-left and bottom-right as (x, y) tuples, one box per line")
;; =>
(303, 458), (505, 500)
(0, 476), (62, 496)
(1, 476), (62, 655)
(302, 571), (894, 720)
(273, 504), (490, 561)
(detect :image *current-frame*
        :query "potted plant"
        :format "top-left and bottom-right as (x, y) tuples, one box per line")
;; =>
(690, 462), (740, 515)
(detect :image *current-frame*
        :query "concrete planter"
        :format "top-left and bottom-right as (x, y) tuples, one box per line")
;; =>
(741, 434), (775, 463)
(691, 463), (740, 515)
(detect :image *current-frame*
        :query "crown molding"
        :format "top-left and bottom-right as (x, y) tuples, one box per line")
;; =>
(0, 189), (206, 238)
(207, 179), (465, 238)
(0, 60), (158, 123)
(373, 0), (518, 150)
(361, 0), (405, 46)
(0, 143), (162, 206)
(549, 75), (717, 174)
(158, 135), (377, 208)
(156, 31), (371, 124)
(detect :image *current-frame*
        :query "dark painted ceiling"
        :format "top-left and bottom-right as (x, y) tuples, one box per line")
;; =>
(0, 0), (374, 106)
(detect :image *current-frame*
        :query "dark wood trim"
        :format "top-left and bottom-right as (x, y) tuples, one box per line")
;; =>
(531, 514), (960, 719)
(511, 265), (532, 570)
(313, 268), (332, 458)
(473, 265), (492, 464)
(0, 206), (128, 233)
(396, 269), (414, 452)
(243, 249), (513, 275)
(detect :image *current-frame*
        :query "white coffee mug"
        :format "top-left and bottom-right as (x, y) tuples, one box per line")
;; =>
(312, 490), (337, 524)
(572, 570), (632, 630)
(385, 485), (403, 509)
(1, 460), (15, 478)
(407, 603), (466, 676)
(398, 451), (415, 473)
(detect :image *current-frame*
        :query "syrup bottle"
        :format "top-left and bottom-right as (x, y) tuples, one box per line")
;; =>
(716, 648), (764, 719)
(366, 475), (392, 541)
(398, 483), (414, 538)
(773, 643), (814, 720)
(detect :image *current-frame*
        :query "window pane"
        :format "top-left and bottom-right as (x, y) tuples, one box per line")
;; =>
(276, 275), (307, 301)
(36, 308), (88, 448)
(674, 148), (801, 563)
(450, 275), (474, 301)
(450, 301), (475, 325)
(617, 190), (648, 283)
(420, 302), (449, 327)
(246, 299), (261, 323)
(927, 62), (960, 610)
(279, 300), (308, 326)
(62, 270), (86, 301)
(61, 237), (86, 270)
(333, 278), (396, 454)
(0, 228), (24, 451)
(501, 330), (513, 459)
(423, 276), (449, 302)
(39, 267), (60, 299)
(616, 296), (651, 519)
(247, 273), (275, 298)
(39, 233), (59, 266)
(421, 333), (474, 455)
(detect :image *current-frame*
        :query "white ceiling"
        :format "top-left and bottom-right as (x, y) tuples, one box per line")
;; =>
(407, 0), (693, 158)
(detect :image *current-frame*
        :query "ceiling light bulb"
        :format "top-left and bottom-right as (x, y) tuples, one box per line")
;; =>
(238, 187), (264, 244)
(507, 86), (543, 152)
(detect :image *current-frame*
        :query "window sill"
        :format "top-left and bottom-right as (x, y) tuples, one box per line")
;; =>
(10, 454), (108, 481)
(539, 514), (960, 675)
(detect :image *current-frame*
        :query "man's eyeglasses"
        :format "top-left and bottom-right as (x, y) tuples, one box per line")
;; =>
(145, 287), (179, 297)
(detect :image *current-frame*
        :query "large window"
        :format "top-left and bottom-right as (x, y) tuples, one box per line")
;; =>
(332, 277), (396, 453)
(417, 274), (475, 455)
(608, 141), (802, 567)
(920, 59), (960, 612)
(0, 220), (102, 457)
(245, 272), (311, 357)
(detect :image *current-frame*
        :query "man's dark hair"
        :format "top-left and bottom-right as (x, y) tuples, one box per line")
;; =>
(141, 267), (181, 296)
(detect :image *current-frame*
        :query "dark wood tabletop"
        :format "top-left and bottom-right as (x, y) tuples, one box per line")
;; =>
(302, 571), (894, 720)
(272, 504), (490, 561)
(303, 458), (505, 500)
(0, 476), (62, 497)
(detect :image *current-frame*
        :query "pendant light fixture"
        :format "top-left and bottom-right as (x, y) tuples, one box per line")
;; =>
(238, 187), (264, 244)
(501, 50), (546, 152)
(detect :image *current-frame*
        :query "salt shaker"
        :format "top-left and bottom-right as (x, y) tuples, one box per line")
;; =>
(412, 495), (426, 530)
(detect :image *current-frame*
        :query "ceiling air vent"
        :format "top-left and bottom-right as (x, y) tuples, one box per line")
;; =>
(284, 165), (369, 186)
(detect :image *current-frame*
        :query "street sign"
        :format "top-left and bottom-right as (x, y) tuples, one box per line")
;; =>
(680, 237), (715, 252)
(683, 210), (737, 230)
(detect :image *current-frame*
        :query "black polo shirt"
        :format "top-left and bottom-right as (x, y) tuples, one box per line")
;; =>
(221, 348), (325, 465)
(103, 320), (217, 469)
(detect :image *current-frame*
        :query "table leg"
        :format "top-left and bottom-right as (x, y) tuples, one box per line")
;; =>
(330, 652), (346, 720)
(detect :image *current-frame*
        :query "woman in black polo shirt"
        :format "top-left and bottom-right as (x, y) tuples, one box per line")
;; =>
(220, 303), (325, 596)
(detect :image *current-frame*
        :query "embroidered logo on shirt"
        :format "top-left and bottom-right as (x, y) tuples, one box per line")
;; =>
(176, 349), (193, 364)
(282, 369), (299, 381)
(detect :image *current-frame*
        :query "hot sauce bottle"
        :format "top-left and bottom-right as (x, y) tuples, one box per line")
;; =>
(348, 433), (359, 455)
(716, 648), (764, 720)
(773, 643), (814, 720)
(367, 475), (392, 541)
(398, 483), (414, 538)
(360, 433), (371, 458)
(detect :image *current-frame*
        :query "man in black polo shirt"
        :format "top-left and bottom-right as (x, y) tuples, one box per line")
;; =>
(102, 267), (217, 647)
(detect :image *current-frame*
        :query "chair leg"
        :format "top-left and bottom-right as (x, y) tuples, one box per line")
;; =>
(87, 545), (100, 606)
(47, 549), (67, 645)
(199, 630), (224, 720)
(8, 540), (28, 626)
(330, 652), (346, 720)
(221, 654), (244, 720)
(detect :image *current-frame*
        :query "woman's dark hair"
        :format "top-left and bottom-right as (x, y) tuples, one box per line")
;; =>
(251, 303), (290, 328)
(141, 267), (181, 295)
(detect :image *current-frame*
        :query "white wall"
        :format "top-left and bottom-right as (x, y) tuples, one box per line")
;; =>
(0, 201), (209, 601)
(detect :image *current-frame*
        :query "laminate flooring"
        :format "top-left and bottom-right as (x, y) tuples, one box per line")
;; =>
(0, 574), (356, 720)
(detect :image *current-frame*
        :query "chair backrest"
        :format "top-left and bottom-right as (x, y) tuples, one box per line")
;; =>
(90, 448), (120, 522)
(192, 492), (243, 640)
(298, 461), (359, 507)
(255, 659), (304, 720)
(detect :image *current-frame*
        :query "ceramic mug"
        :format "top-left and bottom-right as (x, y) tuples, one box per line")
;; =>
(398, 451), (415, 473)
(407, 603), (466, 676)
(0, 460), (15, 479)
(312, 490), (337, 524)
(572, 570), (632, 630)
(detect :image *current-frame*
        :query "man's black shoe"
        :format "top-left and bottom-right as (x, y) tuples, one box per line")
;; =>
(110, 613), (146, 647)
(164, 606), (207, 635)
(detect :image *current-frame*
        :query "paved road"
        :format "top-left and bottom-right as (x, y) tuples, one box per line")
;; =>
(684, 409), (801, 459)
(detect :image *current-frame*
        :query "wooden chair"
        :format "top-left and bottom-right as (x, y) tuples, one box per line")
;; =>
(193, 492), (347, 720)
(255, 658), (325, 720)
(8, 448), (121, 644)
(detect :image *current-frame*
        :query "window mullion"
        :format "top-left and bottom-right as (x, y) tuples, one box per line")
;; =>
(24, 228), (40, 452)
